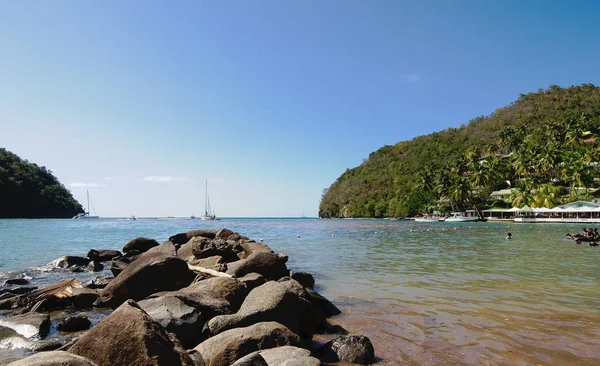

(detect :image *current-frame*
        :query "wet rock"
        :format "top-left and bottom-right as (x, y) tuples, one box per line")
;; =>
(138, 295), (204, 348)
(69, 300), (194, 366)
(215, 228), (234, 240)
(30, 339), (64, 351)
(0, 312), (50, 339)
(291, 272), (315, 289)
(122, 237), (160, 253)
(57, 314), (91, 332)
(318, 335), (375, 364)
(87, 249), (122, 262)
(226, 252), (289, 281)
(53, 256), (91, 269)
(191, 237), (243, 263)
(146, 241), (177, 256)
(259, 346), (320, 366)
(231, 353), (268, 366)
(44, 288), (100, 310)
(6, 286), (38, 295)
(3, 279), (30, 286)
(85, 276), (113, 290)
(194, 322), (302, 366)
(303, 288), (340, 317)
(207, 280), (319, 338)
(6, 350), (98, 366)
(150, 276), (247, 320)
(169, 230), (217, 245)
(99, 253), (195, 309)
(0, 325), (32, 349)
(86, 261), (104, 272)
(110, 258), (130, 276)
(237, 273), (266, 291)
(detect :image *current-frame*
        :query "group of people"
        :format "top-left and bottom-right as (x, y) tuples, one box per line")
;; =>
(566, 227), (599, 246)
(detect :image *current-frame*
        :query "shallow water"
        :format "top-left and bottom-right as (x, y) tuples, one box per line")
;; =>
(1, 218), (599, 364)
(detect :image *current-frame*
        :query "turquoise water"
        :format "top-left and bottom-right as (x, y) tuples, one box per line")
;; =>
(1, 218), (599, 364)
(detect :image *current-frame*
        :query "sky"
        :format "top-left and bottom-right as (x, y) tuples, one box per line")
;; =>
(1, 1), (599, 217)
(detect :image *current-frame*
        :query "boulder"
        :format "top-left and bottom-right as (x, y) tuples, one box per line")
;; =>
(169, 230), (217, 245)
(122, 237), (159, 253)
(57, 314), (91, 332)
(43, 288), (100, 310)
(239, 242), (274, 259)
(231, 353), (268, 366)
(6, 351), (98, 366)
(0, 312), (50, 339)
(138, 295), (204, 348)
(0, 325), (32, 350)
(226, 252), (289, 281)
(110, 258), (130, 276)
(291, 272), (315, 289)
(215, 228), (234, 240)
(318, 335), (375, 364)
(86, 261), (104, 272)
(303, 288), (340, 317)
(52, 256), (91, 269)
(186, 350), (205, 366)
(99, 253), (195, 308)
(194, 322), (302, 366)
(3, 279), (30, 286)
(68, 300), (194, 366)
(85, 276), (113, 290)
(87, 249), (122, 262)
(227, 233), (241, 242)
(237, 273), (266, 291)
(146, 241), (178, 256)
(191, 237), (243, 262)
(150, 276), (247, 320)
(207, 280), (319, 337)
(259, 346), (321, 366)
(188, 255), (225, 269)
(30, 339), (65, 351)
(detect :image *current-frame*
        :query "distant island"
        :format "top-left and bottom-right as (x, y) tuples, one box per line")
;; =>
(0, 148), (84, 218)
(320, 84), (600, 218)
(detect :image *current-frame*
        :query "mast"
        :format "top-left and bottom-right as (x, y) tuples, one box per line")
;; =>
(204, 180), (208, 215)
(87, 190), (90, 215)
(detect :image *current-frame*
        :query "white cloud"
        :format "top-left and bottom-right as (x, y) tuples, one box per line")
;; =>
(70, 182), (105, 188)
(103, 177), (112, 181)
(143, 176), (187, 182)
(401, 73), (421, 84)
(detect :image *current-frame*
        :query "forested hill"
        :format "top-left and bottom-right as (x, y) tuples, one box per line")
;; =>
(319, 84), (600, 218)
(0, 148), (84, 218)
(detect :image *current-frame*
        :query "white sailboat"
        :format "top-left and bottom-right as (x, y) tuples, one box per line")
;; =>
(73, 190), (99, 219)
(200, 180), (216, 220)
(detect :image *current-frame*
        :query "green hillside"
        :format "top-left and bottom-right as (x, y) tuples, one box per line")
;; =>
(319, 84), (600, 218)
(0, 148), (84, 218)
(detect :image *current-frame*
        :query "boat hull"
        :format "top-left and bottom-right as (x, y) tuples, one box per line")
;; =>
(445, 217), (478, 222)
(414, 218), (441, 222)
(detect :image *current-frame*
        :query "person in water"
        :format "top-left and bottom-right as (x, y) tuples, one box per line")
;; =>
(506, 233), (512, 239)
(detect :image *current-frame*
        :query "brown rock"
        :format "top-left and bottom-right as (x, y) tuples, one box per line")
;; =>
(226, 252), (289, 280)
(122, 237), (159, 253)
(7, 351), (98, 366)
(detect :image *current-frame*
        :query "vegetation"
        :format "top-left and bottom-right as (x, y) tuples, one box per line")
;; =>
(0, 148), (84, 218)
(319, 84), (600, 218)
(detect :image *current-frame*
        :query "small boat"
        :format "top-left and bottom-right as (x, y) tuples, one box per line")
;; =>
(190, 215), (196, 219)
(73, 190), (99, 219)
(129, 215), (137, 220)
(445, 212), (479, 222)
(201, 180), (217, 220)
(414, 217), (441, 222)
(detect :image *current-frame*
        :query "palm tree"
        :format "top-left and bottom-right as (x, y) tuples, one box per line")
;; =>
(511, 187), (532, 207)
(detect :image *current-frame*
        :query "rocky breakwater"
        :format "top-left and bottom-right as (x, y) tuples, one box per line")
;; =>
(0, 228), (376, 365)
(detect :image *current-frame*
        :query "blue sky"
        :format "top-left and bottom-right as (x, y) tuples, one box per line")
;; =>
(1, 1), (599, 217)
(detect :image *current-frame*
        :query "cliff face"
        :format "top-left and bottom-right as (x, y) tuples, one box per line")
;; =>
(319, 84), (600, 218)
(0, 148), (84, 218)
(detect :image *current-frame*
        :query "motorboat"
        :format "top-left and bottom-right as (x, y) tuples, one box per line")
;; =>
(414, 216), (442, 222)
(445, 212), (479, 222)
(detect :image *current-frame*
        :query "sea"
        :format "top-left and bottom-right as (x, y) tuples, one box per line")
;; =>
(0, 218), (599, 365)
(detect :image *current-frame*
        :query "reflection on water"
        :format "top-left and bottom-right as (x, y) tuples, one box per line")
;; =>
(1, 218), (599, 364)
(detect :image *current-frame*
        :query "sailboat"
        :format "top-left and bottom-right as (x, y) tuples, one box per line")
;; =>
(73, 190), (99, 219)
(200, 180), (216, 220)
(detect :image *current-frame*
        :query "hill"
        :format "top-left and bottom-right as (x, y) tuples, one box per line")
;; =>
(319, 84), (600, 218)
(0, 148), (84, 218)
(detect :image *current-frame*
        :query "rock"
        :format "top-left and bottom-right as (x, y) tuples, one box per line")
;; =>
(6, 286), (38, 295)
(52, 256), (91, 269)
(146, 241), (178, 256)
(318, 335), (375, 364)
(207, 280), (319, 337)
(87, 249), (122, 262)
(186, 350), (205, 366)
(291, 272), (315, 289)
(85, 276), (113, 289)
(122, 237), (160, 253)
(259, 346), (321, 366)
(98, 253), (195, 309)
(57, 314), (91, 332)
(239, 241), (274, 258)
(226, 252), (289, 281)
(215, 228), (234, 240)
(6, 351), (98, 366)
(191, 237), (243, 262)
(110, 258), (130, 276)
(3, 279), (30, 286)
(68, 300), (194, 366)
(44, 288), (100, 310)
(138, 295), (204, 348)
(231, 353), (268, 366)
(86, 261), (103, 272)
(0, 312), (50, 339)
(303, 288), (340, 317)
(188, 256), (225, 269)
(237, 273), (266, 291)
(0, 325), (32, 350)
(227, 233), (241, 242)
(150, 276), (247, 320)
(169, 230), (217, 245)
(194, 322), (302, 366)
(30, 339), (65, 351)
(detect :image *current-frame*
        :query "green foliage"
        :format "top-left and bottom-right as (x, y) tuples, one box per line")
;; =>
(319, 84), (600, 217)
(0, 148), (84, 218)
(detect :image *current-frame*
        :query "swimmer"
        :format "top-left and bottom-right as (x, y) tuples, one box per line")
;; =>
(506, 233), (512, 240)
